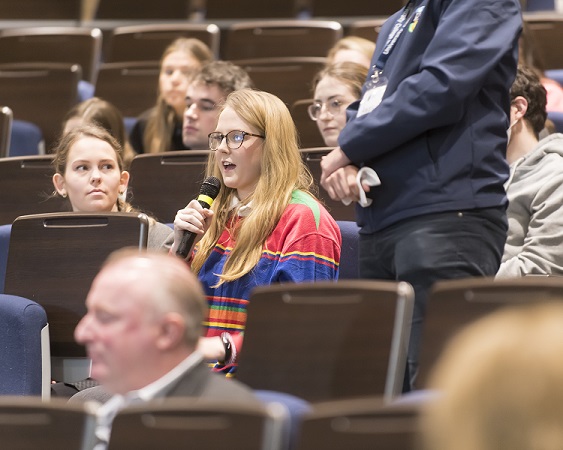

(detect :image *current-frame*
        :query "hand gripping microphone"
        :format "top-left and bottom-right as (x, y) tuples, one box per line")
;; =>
(176, 176), (221, 259)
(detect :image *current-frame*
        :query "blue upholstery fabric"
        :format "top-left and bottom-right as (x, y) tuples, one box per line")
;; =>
(545, 69), (563, 87)
(548, 111), (563, 134)
(525, 0), (555, 10)
(9, 120), (43, 157)
(0, 224), (11, 294)
(124, 117), (137, 136)
(0, 295), (47, 395)
(337, 220), (360, 279)
(255, 390), (311, 450)
(78, 80), (95, 102)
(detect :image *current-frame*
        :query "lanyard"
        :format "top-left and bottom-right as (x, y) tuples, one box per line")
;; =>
(374, 0), (416, 73)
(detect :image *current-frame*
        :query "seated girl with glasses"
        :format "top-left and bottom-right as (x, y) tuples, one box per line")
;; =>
(171, 88), (342, 375)
(309, 62), (369, 147)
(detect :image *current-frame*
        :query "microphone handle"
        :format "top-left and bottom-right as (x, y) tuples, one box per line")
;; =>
(176, 199), (211, 259)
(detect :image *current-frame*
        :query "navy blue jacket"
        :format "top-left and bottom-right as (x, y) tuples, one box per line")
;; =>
(339, 0), (522, 233)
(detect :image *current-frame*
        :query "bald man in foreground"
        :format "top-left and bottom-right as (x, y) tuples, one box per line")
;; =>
(72, 248), (259, 448)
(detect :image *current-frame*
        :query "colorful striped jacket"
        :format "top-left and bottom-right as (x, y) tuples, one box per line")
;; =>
(198, 190), (341, 375)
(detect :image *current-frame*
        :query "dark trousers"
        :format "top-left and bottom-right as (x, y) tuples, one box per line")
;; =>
(359, 206), (507, 390)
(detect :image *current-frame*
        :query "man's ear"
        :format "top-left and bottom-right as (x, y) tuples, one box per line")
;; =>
(512, 96), (528, 120)
(155, 312), (185, 351)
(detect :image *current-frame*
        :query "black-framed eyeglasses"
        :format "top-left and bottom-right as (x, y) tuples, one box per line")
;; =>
(208, 130), (265, 151)
(307, 99), (345, 121)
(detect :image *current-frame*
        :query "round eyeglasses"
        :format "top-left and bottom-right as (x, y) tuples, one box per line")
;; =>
(208, 130), (265, 151)
(307, 99), (346, 121)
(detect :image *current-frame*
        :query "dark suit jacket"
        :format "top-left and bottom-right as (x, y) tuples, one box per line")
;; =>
(69, 360), (260, 405)
(163, 360), (260, 403)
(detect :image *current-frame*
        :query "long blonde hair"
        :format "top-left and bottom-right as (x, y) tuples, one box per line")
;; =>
(144, 38), (213, 153)
(191, 89), (315, 284)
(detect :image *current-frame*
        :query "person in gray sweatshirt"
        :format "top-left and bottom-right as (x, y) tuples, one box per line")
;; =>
(497, 65), (563, 278)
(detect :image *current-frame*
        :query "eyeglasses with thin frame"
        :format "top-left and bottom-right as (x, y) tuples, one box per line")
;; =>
(308, 98), (347, 121)
(208, 130), (265, 151)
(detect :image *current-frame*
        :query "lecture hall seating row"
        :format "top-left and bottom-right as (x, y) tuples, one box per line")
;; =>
(0, 394), (423, 450)
(0, 0), (405, 21)
(0, 12), (560, 151)
(0, 0), (543, 21)
(0, 19), (365, 150)
(0, 148), (355, 226)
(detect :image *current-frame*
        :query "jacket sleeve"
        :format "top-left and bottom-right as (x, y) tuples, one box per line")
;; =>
(339, 0), (521, 164)
(496, 171), (563, 278)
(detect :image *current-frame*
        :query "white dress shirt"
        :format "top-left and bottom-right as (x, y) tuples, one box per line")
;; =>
(93, 351), (203, 449)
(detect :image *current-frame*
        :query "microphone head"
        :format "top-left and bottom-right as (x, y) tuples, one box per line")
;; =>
(200, 176), (221, 199)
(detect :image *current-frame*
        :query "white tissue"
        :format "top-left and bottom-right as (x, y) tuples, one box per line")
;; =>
(341, 166), (381, 207)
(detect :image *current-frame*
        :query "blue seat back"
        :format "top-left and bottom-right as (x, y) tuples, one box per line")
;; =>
(548, 111), (563, 133)
(255, 390), (311, 450)
(0, 294), (47, 395)
(526, 0), (555, 10)
(9, 120), (43, 157)
(0, 224), (10, 294)
(124, 116), (137, 136)
(78, 80), (95, 102)
(545, 69), (563, 86)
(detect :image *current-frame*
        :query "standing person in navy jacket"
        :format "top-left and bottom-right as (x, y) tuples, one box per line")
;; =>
(320, 0), (522, 389)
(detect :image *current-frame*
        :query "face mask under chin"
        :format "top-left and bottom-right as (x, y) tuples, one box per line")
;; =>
(506, 119), (518, 144)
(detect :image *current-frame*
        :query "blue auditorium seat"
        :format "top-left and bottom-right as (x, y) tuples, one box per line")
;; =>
(0, 294), (48, 396)
(0, 224), (10, 294)
(525, 0), (555, 10)
(255, 390), (311, 450)
(124, 116), (137, 136)
(548, 111), (563, 133)
(78, 80), (95, 102)
(545, 69), (563, 87)
(9, 120), (44, 156)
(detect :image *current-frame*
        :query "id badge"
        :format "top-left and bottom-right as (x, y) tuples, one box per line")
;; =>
(357, 75), (388, 117)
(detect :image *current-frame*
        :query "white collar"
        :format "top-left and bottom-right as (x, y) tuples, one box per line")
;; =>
(229, 195), (253, 217)
(94, 351), (203, 448)
(131, 350), (203, 401)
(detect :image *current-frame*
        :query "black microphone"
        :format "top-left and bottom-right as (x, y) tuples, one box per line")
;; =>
(176, 176), (221, 259)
